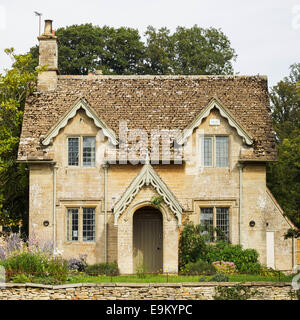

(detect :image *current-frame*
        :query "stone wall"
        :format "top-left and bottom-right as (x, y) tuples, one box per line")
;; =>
(0, 282), (296, 300)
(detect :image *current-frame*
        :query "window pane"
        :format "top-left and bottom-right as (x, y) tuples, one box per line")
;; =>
(203, 137), (213, 166)
(216, 208), (229, 241)
(68, 138), (79, 166)
(200, 208), (214, 241)
(216, 136), (228, 167)
(67, 208), (79, 241)
(83, 137), (95, 167)
(83, 208), (95, 241)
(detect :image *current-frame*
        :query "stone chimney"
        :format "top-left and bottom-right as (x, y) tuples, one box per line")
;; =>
(37, 20), (58, 91)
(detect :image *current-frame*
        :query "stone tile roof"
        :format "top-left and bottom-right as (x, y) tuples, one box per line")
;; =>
(17, 75), (277, 162)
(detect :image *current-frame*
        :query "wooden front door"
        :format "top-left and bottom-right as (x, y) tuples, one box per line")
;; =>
(133, 207), (163, 273)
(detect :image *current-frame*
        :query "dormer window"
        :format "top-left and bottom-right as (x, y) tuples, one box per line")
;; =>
(67, 136), (95, 167)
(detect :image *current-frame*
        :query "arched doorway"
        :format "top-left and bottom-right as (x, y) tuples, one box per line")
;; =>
(133, 206), (163, 273)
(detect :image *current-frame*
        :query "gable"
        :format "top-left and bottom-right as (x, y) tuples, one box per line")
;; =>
(113, 162), (183, 226)
(176, 97), (253, 146)
(41, 98), (118, 146)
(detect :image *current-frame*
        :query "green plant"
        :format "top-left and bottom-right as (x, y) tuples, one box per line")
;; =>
(206, 242), (261, 273)
(179, 223), (208, 268)
(32, 277), (62, 285)
(2, 251), (46, 279)
(67, 255), (87, 272)
(136, 262), (147, 279)
(258, 265), (281, 278)
(213, 284), (260, 300)
(180, 260), (216, 275)
(85, 262), (120, 276)
(209, 273), (229, 282)
(212, 261), (237, 274)
(1, 251), (68, 283)
(150, 195), (163, 209)
(11, 273), (33, 283)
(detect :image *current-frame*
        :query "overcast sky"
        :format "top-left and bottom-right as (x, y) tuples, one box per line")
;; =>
(0, 0), (299, 87)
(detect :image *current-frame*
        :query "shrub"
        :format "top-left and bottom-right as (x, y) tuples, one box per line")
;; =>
(180, 260), (216, 275)
(45, 256), (68, 283)
(31, 277), (62, 285)
(136, 263), (147, 279)
(67, 255), (87, 272)
(11, 273), (33, 283)
(258, 265), (281, 277)
(179, 223), (208, 268)
(209, 273), (229, 282)
(1, 251), (68, 283)
(212, 261), (237, 274)
(86, 262), (120, 276)
(2, 251), (46, 278)
(206, 242), (261, 273)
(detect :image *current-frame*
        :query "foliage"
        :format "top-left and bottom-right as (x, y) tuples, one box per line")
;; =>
(180, 260), (216, 275)
(178, 222), (208, 268)
(67, 254), (87, 272)
(0, 233), (67, 283)
(267, 63), (300, 235)
(27, 24), (236, 76)
(11, 273), (33, 283)
(150, 195), (164, 209)
(209, 273), (229, 282)
(144, 25), (236, 75)
(85, 262), (120, 276)
(213, 284), (260, 300)
(136, 262), (147, 279)
(0, 49), (42, 235)
(0, 251), (68, 283)
(205, 241), (261, 273)
(212, 261), (237, 274)
(258, 265), (281, 277)
(179, 223), (262, 273)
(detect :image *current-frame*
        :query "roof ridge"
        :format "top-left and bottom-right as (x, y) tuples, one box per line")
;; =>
(58, 75), (268, 81)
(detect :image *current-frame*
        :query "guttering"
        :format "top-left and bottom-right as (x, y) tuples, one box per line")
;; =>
(102, 163), (109, 263)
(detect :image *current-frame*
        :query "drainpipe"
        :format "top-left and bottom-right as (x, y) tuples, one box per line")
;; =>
(52, 164), (59, 255)
(102, 163), (109, 263)
(237, 162), (244, 245)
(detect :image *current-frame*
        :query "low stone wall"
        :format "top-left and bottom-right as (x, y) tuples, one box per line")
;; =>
(0, 282), (296, 300)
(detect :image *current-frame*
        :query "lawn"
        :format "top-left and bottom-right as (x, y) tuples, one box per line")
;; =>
(64, 272), (295, 284)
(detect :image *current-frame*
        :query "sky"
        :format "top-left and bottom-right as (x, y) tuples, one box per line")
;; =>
(0, 0), (299, 87)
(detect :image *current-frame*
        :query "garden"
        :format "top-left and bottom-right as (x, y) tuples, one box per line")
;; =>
(0, 223), (298, 292)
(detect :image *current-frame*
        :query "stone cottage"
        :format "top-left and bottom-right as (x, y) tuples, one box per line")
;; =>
(17, 20), (298, 273)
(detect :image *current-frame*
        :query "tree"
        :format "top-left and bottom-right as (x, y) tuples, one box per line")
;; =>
(28, 24), (145, 75)
(267, 63), (300, 237)
(0, 49), (41, 235)
(27, 24), (237, 76)
(172, 25), (236, 75)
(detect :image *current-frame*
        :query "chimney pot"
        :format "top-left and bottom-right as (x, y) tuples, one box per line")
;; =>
(44, 19), (53, 35)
